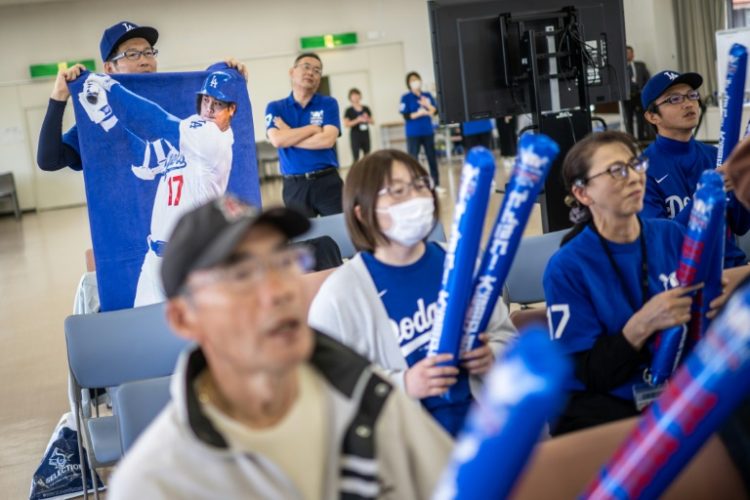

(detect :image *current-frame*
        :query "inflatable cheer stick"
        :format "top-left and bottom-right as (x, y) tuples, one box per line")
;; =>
(461, 134), (559, 352)
(428, 147), (495, 366)
(433, 328), (571, 500)
(583, 282), (750, 499)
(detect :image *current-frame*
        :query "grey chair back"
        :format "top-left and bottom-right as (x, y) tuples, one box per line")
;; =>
(114, 376), (172, 454)
(503, 229), (567, 307)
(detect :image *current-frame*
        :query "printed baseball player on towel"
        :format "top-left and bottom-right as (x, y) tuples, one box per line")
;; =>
(69, 67), (260, 311)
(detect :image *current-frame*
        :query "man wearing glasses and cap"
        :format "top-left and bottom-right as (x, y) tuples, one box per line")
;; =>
(108, 195), (451, 498)
(37, 20), (247, 172)
(640, 70), (750, 269)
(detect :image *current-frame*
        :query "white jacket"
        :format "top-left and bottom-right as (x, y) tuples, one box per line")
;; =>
(308, 252), (518, 393)
(109, 333), (452, 499)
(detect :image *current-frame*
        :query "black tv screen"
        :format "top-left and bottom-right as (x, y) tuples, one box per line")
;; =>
(429, 0), (627, 123)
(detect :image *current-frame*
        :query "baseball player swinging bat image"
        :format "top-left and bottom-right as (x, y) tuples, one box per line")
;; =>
(78, 69), (244, 306)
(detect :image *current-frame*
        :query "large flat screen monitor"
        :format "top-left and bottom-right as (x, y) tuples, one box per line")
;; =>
(429, 0), (627, 123)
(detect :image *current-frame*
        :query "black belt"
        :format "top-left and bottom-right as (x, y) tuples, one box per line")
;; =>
(283, 167), (337, 180)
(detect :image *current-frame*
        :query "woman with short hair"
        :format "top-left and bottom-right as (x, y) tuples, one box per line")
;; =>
(309, 149), (516, 436)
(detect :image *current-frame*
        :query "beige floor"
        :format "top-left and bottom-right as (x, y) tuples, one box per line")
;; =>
(0, 158), (542, 499)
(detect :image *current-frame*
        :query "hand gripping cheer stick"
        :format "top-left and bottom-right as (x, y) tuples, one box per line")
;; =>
(433, 327), (571, 500)
(583, 282), (750, 499)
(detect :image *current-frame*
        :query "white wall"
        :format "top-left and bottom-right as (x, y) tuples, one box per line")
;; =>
(623, 0), (678, 73)
(0, 0), (435, 209)
(0, 0), (683, 210)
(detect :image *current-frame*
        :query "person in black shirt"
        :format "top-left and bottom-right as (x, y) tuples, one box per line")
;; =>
(343, 88), (373, 163)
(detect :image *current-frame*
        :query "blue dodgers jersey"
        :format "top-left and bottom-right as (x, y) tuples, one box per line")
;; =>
(642, 135), (750, 268)
(361, 242), (471, 436)
(543, 218), (685, 401)
(399, 91), (437, 137)
(264, 93), (340, 175)
(462, 118), (494, 136)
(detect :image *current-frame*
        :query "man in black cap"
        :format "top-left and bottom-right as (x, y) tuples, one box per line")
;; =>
(109, 195), (451, 498)
(36, 20), (247, 173)
(640, 70), (750, 269)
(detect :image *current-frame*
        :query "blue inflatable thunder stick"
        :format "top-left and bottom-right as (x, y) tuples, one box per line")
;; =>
(462, 134), (559, 352)
(433, 328), (571, 500)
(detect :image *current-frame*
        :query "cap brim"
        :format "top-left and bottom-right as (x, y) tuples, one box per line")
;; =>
(192, 207), (311, 273)
(671, 72), (703, 91)
(110, 26), (159, 58)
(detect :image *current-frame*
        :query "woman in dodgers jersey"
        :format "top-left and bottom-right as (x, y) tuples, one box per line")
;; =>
(543, 131), (700, 436)
(308, 149), (517, 436)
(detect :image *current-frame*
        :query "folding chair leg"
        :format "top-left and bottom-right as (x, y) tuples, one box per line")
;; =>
(90, 463), (100, 500)
(74, 403), (89, 500)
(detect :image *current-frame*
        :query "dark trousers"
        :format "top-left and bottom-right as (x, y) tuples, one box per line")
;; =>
(463, 132), (493, 151)
(350, 133), (371, 163)
(282, 170), (343, 217)
(407, 134), (440, 186)
(623, 95), (649, 140)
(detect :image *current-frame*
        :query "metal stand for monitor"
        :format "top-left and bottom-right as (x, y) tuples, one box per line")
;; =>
(515, 8), (593, 232)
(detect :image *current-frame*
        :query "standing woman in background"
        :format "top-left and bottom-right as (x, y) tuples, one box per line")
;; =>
(400, 71), (442, 191)
(343, 88), (373, 163)
(543, 131), (700, 436)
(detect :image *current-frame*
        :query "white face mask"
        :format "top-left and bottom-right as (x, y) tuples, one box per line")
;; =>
(409, 79), (422, 92)
(377, 197), (435, 247)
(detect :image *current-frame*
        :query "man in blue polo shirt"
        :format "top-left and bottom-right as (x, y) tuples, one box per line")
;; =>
(266, 53), (342, 217)
(640, 70), (750, 268)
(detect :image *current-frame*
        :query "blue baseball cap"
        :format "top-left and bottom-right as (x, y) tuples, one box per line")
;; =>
(641, 70), (703, 109)
(196, 71), (243, 104)
(100, 21), (158, 61)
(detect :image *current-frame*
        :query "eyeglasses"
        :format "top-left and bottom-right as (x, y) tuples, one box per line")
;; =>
(110, 48), (159, 62)
(654, 90), (700, 107)
(377, 176), (435, 200)
(295, 63), (322, 76)
(184, 246), (315, 296)
(577, 157), (649, 185)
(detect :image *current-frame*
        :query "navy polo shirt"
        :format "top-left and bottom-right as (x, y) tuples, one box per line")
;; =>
(400, 91), (436, 137)
(265, 93), (340, 175)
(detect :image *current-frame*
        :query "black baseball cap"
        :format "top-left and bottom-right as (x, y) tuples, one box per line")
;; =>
(160, 195), (310, 298)
(641, 70), (703, 109)
(100, 21), (159, 61)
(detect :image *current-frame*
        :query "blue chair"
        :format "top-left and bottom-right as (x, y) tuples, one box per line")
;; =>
(296, 213), (447, 260)
(113, 376), (172, 454)
(64, 302), (190, 499)
(502, 229), (568, 308)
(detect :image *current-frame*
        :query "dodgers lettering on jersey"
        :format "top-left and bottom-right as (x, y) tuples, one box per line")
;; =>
(543, 218), (685, 400)
(264, 92), (340, 175)
(360, 243), (472, 436)
(642, 135), (750, 267)
(149, 115), (233, 242)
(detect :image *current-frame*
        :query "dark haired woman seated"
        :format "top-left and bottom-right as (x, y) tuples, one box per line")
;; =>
(309, 149), (517, 436)
(543, 131), (701, 436)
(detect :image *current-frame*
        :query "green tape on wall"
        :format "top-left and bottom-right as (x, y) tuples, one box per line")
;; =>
(30, 59), (96, 79)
